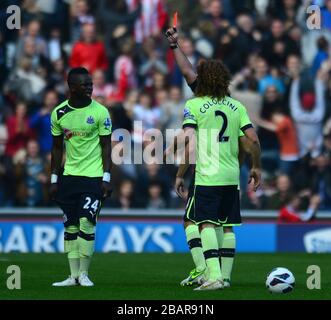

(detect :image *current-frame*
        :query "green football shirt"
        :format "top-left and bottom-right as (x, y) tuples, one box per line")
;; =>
(182, 95), (252, 186)
(51, 99), (112, 177)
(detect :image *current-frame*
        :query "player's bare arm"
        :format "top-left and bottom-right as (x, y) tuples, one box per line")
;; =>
(241, 128), (262, 191)
(238, 137), (247, 166)
(164, 128), (189, 162)
(175, 127), (195, 199)
(164, 133), (179, 162)
(50, 134), (64, 199)
(100, 134), (112, 199)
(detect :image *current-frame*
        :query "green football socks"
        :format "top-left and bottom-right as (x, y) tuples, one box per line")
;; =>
(185, 224), (206, 272)
(220, 232), (236, 281)
(200, 227), (222, 281)
(78, 217), (96, 275)
(215, 226), (224, 252)
(64, 225), (80, 278)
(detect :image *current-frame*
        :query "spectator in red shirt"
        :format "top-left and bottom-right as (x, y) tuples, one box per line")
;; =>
(92, 68), (128, 105)
(254, 107), (299, 175)
(5, 102), (35, 157)
(278, 192), (320, 223)
(69, 23), (109, 73)
(114, 38), (136, 92)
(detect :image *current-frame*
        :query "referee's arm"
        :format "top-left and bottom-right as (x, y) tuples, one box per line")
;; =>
(165, 27), (197, 86)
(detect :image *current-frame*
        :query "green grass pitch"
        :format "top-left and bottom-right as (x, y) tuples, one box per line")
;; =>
(0, 253), (330, 300)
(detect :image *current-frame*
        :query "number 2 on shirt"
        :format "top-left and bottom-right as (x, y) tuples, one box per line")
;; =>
(215, 111), (229, 142)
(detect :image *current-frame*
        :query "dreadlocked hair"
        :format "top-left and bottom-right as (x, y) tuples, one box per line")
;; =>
(195, 60), (231, 99)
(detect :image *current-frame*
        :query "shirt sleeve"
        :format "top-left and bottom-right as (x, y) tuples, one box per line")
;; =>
(99, 107), (112, 136)
(188, 80), (197, 94)
(239, 104), (253, 132)
(50, 110), (62, 136)
(182, 101), (197, 129)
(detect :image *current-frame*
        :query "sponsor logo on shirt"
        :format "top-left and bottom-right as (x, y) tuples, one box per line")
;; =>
(63, 128), (73, 140)
(104, 118), (111, 130)
(63, 128), (93, 139)
(86, 116), (95, 124)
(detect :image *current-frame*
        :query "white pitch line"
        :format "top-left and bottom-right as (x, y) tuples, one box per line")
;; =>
(0, 257), (10, 262)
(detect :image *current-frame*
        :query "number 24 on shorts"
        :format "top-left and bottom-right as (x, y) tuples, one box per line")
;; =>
(83, 197), (100, 216)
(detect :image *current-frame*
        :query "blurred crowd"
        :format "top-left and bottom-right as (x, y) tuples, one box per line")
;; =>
(0, 0), (331, 218)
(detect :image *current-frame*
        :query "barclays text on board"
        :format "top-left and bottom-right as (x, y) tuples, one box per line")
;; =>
(0, 221), (330, 253)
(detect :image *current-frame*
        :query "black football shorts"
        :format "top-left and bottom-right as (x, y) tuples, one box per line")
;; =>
(183, 176), (195, 222)
(185, 185), (241, 226)
(55, 175), (103, 227)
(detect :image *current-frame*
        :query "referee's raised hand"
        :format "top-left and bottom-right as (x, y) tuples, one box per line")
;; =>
(165, 27), (178, 48)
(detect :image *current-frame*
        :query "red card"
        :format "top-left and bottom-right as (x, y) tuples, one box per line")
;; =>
(173, 12), (178, 28)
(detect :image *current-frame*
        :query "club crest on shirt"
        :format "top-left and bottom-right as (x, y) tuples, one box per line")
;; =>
(86, 116), (95, 124)
(183, 108), (195, 120)
(104, 118), (111, 130)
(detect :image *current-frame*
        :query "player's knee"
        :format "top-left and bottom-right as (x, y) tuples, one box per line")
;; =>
(184, 220), (194, 229)
(223, 226), (233, 233)
(78, 218), (95, 257)
(64, 225), (79, 243)
(64, 225), (79, 255)
(65, 225), (79, 234)
(199, 223), (215, 232)
(79, 217), (95, 235)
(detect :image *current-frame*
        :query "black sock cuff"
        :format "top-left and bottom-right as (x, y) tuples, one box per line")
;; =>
(78, 231), (95, 241)
(64, 232), (78, 241)
(204, 249), (219, 260)
(188, 238), (202, 249)
(220, 248), (235, 257)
